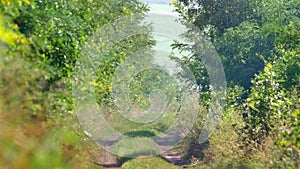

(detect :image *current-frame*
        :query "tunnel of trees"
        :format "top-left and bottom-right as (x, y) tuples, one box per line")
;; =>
(0, 0), (299, 168)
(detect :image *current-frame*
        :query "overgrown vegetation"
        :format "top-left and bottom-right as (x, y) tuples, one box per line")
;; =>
(0, 0), (149, 168)
(172, 0), (300, 168)
(1, 0), (299, 168)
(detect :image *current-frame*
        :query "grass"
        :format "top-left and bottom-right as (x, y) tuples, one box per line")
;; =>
(122, 157), (178, 169)
(111, 137), (160, 158)
(105, 107), (180, 162)
(105, 108), (178, 136)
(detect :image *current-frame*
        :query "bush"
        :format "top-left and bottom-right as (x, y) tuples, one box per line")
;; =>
(0, 0), (151, 168)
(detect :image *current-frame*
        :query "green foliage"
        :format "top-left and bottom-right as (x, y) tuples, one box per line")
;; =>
(172, 0), (300, 89)
(187, 106), (287, 169)
(172, 0), (300, 168)
(226, 84), (247, 109)
(0, 0), (154, 168)
(14, 0), (149, 79)
(242, 48), (300, 166)
(128, 68), (179, 109)
(172, 0), (256, 38)
(1, 0), (299, 168)
(95, 34), (154, 106)
(214, 21), (275, 88)
(0, 52), (72, 169)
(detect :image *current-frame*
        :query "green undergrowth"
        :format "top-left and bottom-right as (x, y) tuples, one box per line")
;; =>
(122, 157), (178, 169)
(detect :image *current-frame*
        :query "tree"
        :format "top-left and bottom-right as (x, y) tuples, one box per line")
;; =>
(0, 0), (154, 168)
(172, 0), (300, 88)
(14, 0), (149, 80)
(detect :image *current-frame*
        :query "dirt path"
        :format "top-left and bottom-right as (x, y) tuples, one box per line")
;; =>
(95, 130), (192, 168)
(96, 148), (191, 169)
(161, 150), (190, 168)
(97, 148), (120, 169)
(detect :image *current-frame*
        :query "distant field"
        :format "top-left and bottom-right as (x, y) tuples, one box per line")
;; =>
(144, 2), (187, 68)
(142, 0), (172, 5)
(147, 3), (174, 13)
